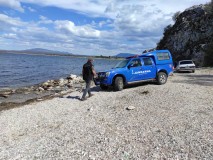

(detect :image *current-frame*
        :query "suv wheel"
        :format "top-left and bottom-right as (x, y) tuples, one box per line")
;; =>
(100, 84), (108, 90)
(157, 72), (167, 85)
(114, 77), (124, 91)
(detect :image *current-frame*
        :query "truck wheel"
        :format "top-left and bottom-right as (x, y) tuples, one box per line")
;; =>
(157, 72), (167, 85)
(114, 77), (124, 91)
(100, 84), (108, 90)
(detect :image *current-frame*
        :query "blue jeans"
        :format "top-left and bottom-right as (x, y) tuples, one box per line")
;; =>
(82, 80), (92, 99)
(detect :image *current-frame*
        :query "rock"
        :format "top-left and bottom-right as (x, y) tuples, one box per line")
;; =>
(0, 91), (12, 95)
(0, 94), (9, 98)
(69, 74), (77, 79)
(0, 90), (14, 98)
(126, 106), (135, 110)
(47, 87), (53, 91)
(59, 78), (68, 86)
(42, 81), (49, 86)
(87, 107), (93, 111)
(67, 83), (73, 88)
(60, 91), (69, 95)
(140, 91), (149, 95)
(38, 87), (44, 92)
(55, 86), (61, 89)
(72, 76), (84, 83)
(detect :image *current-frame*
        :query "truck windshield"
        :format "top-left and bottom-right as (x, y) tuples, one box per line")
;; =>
(114, 59), (130, 68)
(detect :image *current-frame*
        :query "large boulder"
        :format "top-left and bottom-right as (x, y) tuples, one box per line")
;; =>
(157, 3), (213, 66)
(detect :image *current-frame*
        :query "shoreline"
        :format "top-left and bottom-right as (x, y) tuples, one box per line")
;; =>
(0, 74), (85, 111)
(0, 51), (124, 60)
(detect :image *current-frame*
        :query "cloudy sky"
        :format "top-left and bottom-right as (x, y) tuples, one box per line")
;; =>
(0, 0), (210, 56)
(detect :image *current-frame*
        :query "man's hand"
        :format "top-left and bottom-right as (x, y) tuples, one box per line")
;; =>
(92, 66), (97, 77)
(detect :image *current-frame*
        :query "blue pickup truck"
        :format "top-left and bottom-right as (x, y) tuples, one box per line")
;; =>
(95, 50), (174, 91)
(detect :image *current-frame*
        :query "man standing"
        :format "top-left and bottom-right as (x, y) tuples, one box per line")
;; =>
(81, 57), (97, 101)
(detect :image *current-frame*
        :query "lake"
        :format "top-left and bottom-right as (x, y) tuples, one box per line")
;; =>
(0, 53), (121, 89)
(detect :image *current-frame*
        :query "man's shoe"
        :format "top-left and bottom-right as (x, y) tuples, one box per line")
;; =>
(81, 97), (87, 101)
(89, 94), (94, 97)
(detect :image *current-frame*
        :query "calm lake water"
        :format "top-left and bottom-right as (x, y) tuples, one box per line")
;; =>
(0, 53), (121, 89)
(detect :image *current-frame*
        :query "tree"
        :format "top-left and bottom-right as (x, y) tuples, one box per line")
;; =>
(203, 42), (213, 67)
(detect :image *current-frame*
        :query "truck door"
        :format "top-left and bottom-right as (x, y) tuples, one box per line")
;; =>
(127, 58), (143, 82)
(140, 57), (156, 79)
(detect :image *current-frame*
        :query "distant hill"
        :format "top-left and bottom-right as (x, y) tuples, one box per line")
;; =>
(115, 53), (135, 58)
(22, 48), (72, 55)
(0, 48), (74, 56)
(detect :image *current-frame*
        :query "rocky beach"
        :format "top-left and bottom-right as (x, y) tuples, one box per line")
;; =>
(0, 68), (212, 159)
(0, 74), (85, 111)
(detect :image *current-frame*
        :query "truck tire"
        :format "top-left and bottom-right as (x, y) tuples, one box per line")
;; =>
(114, 77), (124, 91)
(100, 84), (108, 90)
(157, 72), (167, 85)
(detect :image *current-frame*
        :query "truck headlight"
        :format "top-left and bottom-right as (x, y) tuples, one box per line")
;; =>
(105, 72), (110, 77)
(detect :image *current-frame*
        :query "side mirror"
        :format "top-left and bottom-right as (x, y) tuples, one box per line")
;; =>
(128, 64), (133, 69)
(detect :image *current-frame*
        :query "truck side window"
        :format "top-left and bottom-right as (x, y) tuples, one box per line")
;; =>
(130, 59), (142, 67)
(157, 52), (170, 60)
(143, 58), (153, 66)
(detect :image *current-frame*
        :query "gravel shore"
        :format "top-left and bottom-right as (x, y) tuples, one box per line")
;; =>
(0, 69), (213, 159)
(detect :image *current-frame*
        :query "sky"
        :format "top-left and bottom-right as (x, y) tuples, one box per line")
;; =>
(0, 0), (210, 56)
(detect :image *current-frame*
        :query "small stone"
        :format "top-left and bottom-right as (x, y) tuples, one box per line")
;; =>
(0, 94), (9, 98)
(87, 107), (93, 111)
(67, 83), (73, 88)
(70, 74), (77, 79)
(47, 87), (53, 91)
(38, 87), (44, 91)
(126, 106), (135, 110)
(42, 82), (49, 86)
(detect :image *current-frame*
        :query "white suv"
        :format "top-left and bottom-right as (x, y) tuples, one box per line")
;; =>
(176, 60), (196, 73)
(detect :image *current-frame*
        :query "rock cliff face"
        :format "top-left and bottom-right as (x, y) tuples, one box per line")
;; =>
(157, 3), (213, 66)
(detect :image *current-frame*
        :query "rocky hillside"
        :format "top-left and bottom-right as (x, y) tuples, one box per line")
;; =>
(157, 2), (213, 66)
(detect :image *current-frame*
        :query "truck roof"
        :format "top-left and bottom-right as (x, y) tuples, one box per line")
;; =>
(126, 50), (173, 65)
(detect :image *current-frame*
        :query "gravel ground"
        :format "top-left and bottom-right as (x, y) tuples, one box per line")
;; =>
(0, 69), (213, 159)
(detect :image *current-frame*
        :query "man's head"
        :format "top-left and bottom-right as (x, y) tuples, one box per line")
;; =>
(88, 57), (93, 62)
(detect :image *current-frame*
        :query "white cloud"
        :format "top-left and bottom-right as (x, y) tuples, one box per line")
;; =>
(2, 33), (17, 39)
(38, 16), (53, 24)
(0, 0), (24, 12)
(26, 6), (36, 12)
(0, 14), (24, 26)
(20, 0), (107, 17)
(55, 20), (101, 38)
